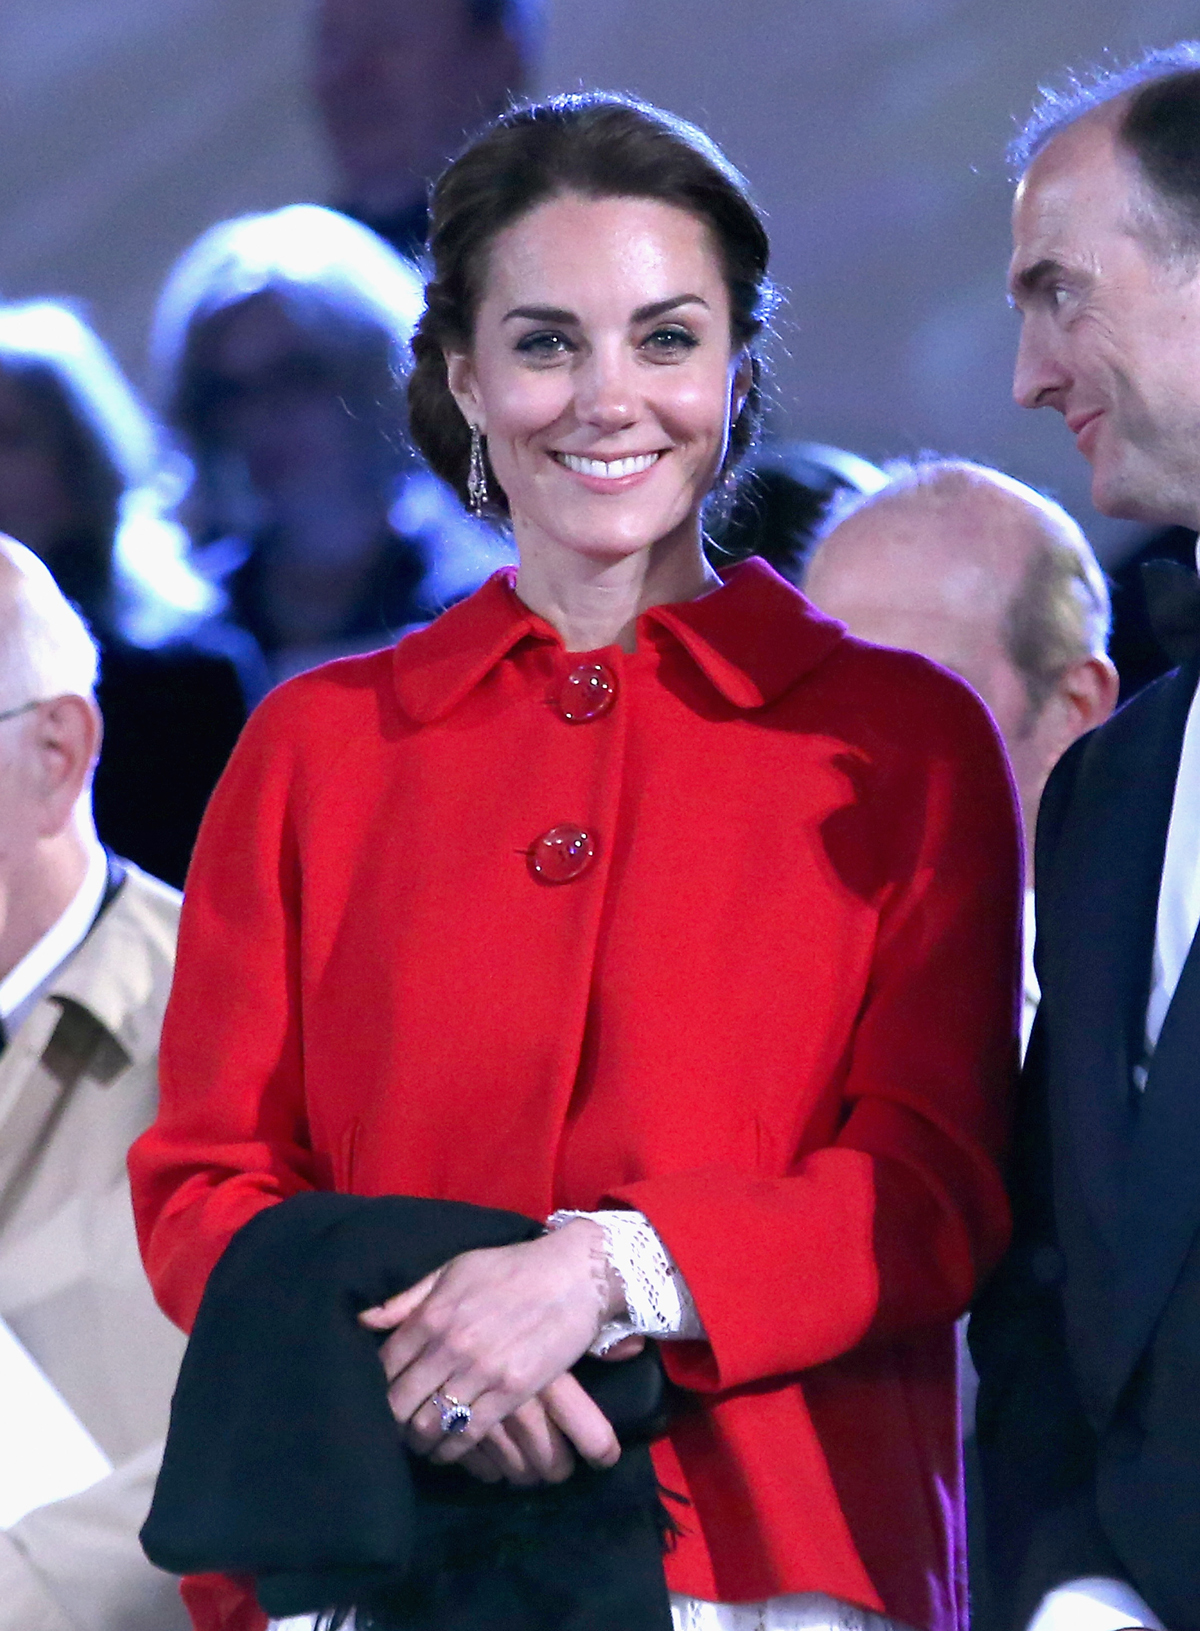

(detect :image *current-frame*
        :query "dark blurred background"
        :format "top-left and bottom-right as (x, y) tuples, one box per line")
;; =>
(3, 0), (1197, 555)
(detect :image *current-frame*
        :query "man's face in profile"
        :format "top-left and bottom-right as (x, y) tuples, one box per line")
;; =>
(1009, 110), (1200, 529)
(312, 0), (523, 214)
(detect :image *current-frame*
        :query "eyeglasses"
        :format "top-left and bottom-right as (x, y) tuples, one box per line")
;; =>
(0, 700), (43, 725)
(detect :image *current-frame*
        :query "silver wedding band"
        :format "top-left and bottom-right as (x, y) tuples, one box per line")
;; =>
(431, 1390), (472, 1434)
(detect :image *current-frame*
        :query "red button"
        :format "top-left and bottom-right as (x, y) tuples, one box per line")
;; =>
(527, 824), (597, 884)
(558, 663), (617, 722)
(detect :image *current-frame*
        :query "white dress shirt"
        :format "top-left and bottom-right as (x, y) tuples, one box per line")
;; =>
(0, 837), (108, 1040)
(1022, 888), (1040, 1061)
(1030, 676), (1200, 1631)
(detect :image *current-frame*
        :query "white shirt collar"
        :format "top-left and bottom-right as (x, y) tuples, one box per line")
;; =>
(1022, 887), (1040, 1062)
(0, 838), (109, 1030)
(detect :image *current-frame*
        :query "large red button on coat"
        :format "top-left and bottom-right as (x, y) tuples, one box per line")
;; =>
(527, 824), (597, 883)
(557, 663), (617, 722)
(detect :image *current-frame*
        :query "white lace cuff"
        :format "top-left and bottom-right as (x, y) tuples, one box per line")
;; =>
(547, 1209), (705, 1354)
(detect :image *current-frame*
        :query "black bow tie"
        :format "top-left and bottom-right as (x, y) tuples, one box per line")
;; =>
(1142, 557), (1200, 666)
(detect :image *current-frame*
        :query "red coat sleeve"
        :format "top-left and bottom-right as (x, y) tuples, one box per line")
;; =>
(129, 681), (317, 1332)
(608, 667), (1022, 1393)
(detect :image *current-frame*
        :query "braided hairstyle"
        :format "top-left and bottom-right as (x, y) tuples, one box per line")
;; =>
(408, 93), (776, 517)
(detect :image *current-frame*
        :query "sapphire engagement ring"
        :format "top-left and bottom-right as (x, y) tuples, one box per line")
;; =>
(431, 1391), (472, 1434)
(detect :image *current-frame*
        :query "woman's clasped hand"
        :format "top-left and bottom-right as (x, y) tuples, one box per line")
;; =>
(359, 1216), (642, 1487)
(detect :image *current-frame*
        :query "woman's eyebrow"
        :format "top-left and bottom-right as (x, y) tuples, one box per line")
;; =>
(501, 294), (710, 325)
(631, 294), (708, 322)
(503, 305), (577, 324)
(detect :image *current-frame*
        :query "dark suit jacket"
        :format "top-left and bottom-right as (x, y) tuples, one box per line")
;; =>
(970, 659), (1200, 1630)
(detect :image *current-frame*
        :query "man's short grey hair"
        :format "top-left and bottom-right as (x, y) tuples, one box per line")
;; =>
(813, 459), (1111, 716)
(1010, 44), (1200, 262)
(0, 540), (99, 708)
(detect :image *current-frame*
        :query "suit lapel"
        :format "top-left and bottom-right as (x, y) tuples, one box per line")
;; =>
(1109, 713), (1200, 1400)
(1049, 663), (1197, 1266)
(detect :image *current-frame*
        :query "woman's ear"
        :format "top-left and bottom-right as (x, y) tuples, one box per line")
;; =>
(445, 352), (484, 433)
(731, 352), (754, 425)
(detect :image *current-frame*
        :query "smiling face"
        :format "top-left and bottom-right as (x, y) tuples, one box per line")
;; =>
(445, 192), (750, 569)
(1010, 109), (1200, 527)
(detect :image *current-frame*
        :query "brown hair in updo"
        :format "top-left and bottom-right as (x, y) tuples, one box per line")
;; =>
(408, 93), (776, 518)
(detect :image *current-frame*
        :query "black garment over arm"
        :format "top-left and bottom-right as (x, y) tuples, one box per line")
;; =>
(142, 1192), (677, 1631)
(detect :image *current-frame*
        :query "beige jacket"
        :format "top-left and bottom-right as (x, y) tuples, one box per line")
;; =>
(0, 863), (189, 1631)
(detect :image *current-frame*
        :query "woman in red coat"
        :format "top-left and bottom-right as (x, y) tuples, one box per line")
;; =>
(130, 95), (1021, 1631)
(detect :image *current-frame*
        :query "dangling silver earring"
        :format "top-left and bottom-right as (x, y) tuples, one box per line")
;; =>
(467, 424), (489, 518)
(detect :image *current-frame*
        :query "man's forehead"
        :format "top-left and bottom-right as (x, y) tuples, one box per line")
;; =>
(1010, 109), (1134, 269)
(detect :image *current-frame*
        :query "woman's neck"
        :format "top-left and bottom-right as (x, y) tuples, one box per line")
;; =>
(513, 526), (721, 653)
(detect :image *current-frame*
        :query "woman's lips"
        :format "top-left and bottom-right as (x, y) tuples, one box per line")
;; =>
(552, 450), (664, 490)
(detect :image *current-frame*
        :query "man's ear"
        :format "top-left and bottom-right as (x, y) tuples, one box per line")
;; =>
(31, 695), (101, 838)
(1060, 654), (1120, 739)
(1042, 654), (1120, 764)
(445, 352), (484, 433)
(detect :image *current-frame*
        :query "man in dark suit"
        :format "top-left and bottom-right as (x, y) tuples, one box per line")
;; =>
(969, 43), (1200, 1631)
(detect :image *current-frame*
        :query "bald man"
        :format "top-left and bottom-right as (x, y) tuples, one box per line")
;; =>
(806, 460), (1118, 1049)
(0, 538), (188, 1630)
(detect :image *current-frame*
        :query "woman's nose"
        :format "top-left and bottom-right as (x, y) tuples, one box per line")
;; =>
(573, 345), (637, 429)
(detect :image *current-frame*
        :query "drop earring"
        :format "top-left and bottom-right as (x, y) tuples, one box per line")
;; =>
(467, 424), (489, 518)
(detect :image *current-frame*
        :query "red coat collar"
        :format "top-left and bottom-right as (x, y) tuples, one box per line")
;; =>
(392, 556), (846, 724)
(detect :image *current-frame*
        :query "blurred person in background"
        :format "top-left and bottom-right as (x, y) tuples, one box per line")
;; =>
(805, 458), (1117, 1052)
(711, 439), (886, 585)
(312, 0), (543, 261)
(0, 536), (187, 1631)
(804, 460), (1118, 1631)
(0, 301), (256, 888)
(155, 203), (508, 687)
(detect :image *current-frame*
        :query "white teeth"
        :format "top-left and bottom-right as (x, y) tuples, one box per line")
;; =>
(557, 452), (661, 479)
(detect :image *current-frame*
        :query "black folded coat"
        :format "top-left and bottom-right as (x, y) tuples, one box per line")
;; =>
(141, 1192), (678, 1630)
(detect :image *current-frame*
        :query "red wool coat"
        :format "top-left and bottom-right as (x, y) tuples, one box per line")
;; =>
(129, 560), (1021, 1631)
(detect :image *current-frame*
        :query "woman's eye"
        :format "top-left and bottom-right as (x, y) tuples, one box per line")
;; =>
(642, 325), (699, 355)
(515, 331), (573, 359)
